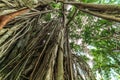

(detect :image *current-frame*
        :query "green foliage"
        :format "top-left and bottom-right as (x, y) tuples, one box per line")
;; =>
(82, 0), (98, 3)
(82, 0), (120, 4)
(68, 1), (120, 80)
(70, 42), (82, 51)
(44, 13), (51, 21)
(51, 2), (62, 9)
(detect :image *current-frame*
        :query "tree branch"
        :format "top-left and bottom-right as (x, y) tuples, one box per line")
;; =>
(79, 9), (120, 22)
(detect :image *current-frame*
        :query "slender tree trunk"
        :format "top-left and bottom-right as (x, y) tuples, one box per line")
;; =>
(56, 29), (64, 80)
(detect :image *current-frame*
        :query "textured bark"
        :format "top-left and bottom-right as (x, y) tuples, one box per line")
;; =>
(0, 8), (29, 30)
(65, 2), (120, 11)
(56, 29), (64, 80)
(80, 9), (120, 22)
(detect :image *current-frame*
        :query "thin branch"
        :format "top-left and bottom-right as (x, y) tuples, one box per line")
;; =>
(79, 9), (120, 22)
(66, 8), (77, 26)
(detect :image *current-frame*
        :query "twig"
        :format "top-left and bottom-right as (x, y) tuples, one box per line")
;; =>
(66, 8), (77, 26)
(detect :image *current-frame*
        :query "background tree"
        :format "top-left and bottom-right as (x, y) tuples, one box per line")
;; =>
(0, 0), (120, 80)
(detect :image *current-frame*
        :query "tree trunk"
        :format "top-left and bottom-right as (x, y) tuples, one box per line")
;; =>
(0, 0), (97, 80)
